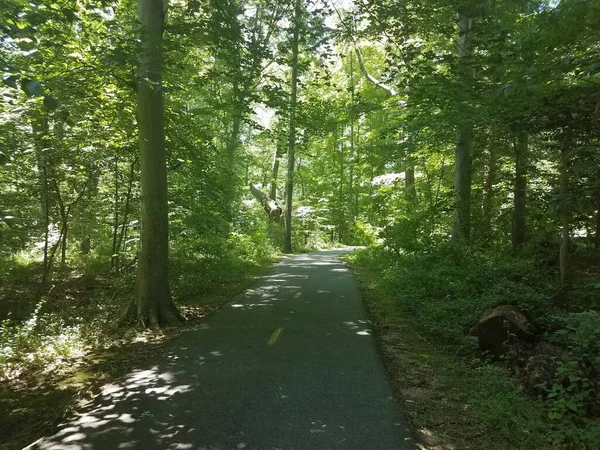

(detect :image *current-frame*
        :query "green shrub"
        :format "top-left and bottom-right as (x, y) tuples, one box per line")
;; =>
(352, 245), (600, 448)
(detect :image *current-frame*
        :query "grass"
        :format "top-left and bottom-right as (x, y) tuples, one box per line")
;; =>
(344, 249), (555, 450)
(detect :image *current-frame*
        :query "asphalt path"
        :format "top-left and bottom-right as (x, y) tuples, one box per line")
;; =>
(27, 249), (415, 450)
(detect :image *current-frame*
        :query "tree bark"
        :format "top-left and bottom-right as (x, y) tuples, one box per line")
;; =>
(559, 129), (572, 286)
(452, 123), (473, 240)
(115, 158), (137, 274)
(595, 206), (600, 251)
(225, 82), (243, 218)
(131, 0), (183, 328)
(111, 152), (120, 270)
(481, 137), (497, 231)
(339, 130), (345, 243)
(405, 153), (417, 203)
(283, 0), (302, 254)
(55, 183), (68, 265)
(355, 119), (361, 217)
(249, 184), (282, 221)
(512, 131), (528, 250)
(451, 10), (475, 241)
(32, 117), (50, 279)
(270, 145), (280, 201)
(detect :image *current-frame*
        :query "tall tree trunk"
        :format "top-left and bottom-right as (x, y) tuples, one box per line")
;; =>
(111, 153), (120, 270)
(355, 119), (360, 218)
(115, 158), (137, 274)
(339, 132), (345, 242)
(349, 51), (356, 222)
(451, 10), (475, 241)
(226, 86), (243, 209)
(283, 0), (301, 254)
(129, 0), (183, 327)
(512, 131), (528, 250)
(595, 206), (600, 251)
(368, 162), (374, 223)
(453, 124), (473, 240)
(559, 129), (572, 286)
(405, 153), (416, 203)
(55, 184), (68, 265)
(481, 138), (497, 230)
(32, 116), (51, 289)
(270, 146), (280, 201)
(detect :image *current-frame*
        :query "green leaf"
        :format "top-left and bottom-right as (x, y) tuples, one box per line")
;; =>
(3, 75), (18, 88)
(43, 95), (59, 111)
(22, 80), (43, 97)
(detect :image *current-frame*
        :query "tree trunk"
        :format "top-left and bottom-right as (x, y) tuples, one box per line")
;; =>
(559, 129), (572, 286)
(512, 131), (528, 250)
(405, 153), (417, 203)
(270, 146), (280, 201)
(115, 158), (137, 274)
(32, 117), (50, 274)
(349, 51), (356, 221)
(452, 123), (473, 240)
(111, 153), (120, 270)
(130, 0), (183, 328)
(481, 138), (497, 230)
(55, 187), (67, 265)
(283, 0), (302, 254)
(225, 85), (243, 215)
(339, 132), (345, 243)
(451, 10), (475, 241)
(249, 184), (283, 221)
(355, 119), (360, 217)
(595, 206), (600, 251)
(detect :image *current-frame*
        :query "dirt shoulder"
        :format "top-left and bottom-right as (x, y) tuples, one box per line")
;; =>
(345, 255), (550, 450)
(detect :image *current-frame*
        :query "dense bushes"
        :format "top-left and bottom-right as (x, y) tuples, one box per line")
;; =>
(352, 244), (600, 448)
(0, 200), (278, 380)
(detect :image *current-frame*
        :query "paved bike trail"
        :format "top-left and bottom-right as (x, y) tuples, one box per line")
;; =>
(27, 249), (415, 450)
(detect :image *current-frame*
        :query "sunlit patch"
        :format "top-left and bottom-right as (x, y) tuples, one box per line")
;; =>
(356, 329), (371, 336)
(62, 432), (86, 442)
(169, 443), (193, 449)
(158, 372), (175, 382)
(343, 321), (359, 330)
(118, 413), (135, 424)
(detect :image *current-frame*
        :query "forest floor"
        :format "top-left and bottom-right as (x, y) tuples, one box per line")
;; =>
(345, 253), (552, 450)
(0, 256), (278, 450)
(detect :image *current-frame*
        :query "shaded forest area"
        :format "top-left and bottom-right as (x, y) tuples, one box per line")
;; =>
(1, 0), (599, 448)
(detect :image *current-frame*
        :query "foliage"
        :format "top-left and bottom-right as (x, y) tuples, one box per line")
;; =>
(347, 250), (551, 450)
(350, 245), (600, 447)
(1, 0), (600, 447)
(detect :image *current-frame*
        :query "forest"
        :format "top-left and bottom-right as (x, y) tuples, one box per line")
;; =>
(1, 0), (599, 449)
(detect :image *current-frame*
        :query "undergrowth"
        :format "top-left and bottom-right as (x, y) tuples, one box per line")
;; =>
(0, 222), (279, 449)
(347, 244), (600, 449)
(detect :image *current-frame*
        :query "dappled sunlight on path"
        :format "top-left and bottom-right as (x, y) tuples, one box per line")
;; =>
(27, 249), (414, 450)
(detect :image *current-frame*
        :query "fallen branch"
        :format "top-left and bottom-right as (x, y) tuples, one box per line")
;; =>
(249, 183), (283, 221)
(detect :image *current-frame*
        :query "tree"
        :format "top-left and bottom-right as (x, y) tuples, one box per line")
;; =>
(127, 0), (183, 327)
(283, 0), (302, 253)
(451, 6), (475, 241)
